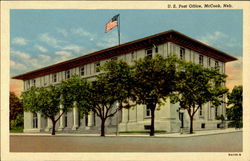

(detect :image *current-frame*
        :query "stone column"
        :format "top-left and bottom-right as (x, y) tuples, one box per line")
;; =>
(37, 112), (42, 131)
(121, 108), (126, 123)
(211, 107), (215, 120)
(58, 107), (65, 131)
(72, 102), (79, 130)
(45, 117), (52, 132)
(208, 103), (211, 120)
(88, 111), (93, 126)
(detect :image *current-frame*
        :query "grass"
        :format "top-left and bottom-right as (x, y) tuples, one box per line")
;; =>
(119, 130), (167, 134)
(10, 126), (23, 133)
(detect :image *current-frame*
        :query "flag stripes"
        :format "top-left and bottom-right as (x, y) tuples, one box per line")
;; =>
(105, 14), (119, 33)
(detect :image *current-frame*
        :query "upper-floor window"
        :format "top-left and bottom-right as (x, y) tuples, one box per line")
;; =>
(52, 74), (57, 83)
(43, 76), (47, 86)
(145, 48), (153, 58)
(215, 61), (219, 68)
(208, 58), (211, 67)
(32, 79), (36, 87)
(155, 46), (158, 53)
(95, 62), (100, 73)
(180, 48), (185, 60)
(131, 51), (135, 61)
(65, 70), (70, 79)
(199, 55), (204, 66)
(27, 80), (30, 89)
(80, 66), (85, 76)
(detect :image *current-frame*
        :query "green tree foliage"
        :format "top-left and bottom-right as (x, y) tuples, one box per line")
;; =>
(171, 60), (228, 133)
(9, 92), (23, 129)
(21, 86), (63, 135)
(60, 75), (93, 118)
(90, 60), (135, 136)
(99, 60), (135, 108)
(133, 55), (177, 136)
(227, 85), (242, 128)
(10, 113), (24, 129)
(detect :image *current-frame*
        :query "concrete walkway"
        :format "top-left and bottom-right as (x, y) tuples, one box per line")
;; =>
(10, 128), (242, 137)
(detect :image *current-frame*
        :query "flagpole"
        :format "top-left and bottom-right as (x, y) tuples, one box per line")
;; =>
(118, 14), (120, 45)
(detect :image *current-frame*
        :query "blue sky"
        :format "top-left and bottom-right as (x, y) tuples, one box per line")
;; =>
(10, 9), (242, 76)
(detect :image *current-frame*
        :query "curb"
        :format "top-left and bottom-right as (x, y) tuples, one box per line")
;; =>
(10, 130), (242, 138)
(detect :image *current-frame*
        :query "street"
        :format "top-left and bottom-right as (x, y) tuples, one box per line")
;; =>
(10, 131), (242, 152)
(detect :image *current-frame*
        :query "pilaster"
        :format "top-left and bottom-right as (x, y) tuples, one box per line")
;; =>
(72, 102), (79, 130)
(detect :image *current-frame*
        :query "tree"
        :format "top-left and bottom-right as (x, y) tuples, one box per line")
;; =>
(90, 79), (118, 136)
(21, 86), (64, 135)
(171, 60), (228, 134)
(90, 60), (135, 136)
(9, 92), (23, 129)
(133, 55), (177, 136)
(226, 85), (242, 128)
(99, 60), (135, 109)
(60, 75), (93, 119)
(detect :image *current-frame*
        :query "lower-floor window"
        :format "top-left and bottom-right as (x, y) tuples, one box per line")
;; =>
(146, 105), (151, 117)
(85, 114), (88, 126)
(93, 112), (96, 126)
(65, 112), (68, 127)
(78, 112), (81, 126)
(33, 113), (38, 128)
(199, 105), (203, 116)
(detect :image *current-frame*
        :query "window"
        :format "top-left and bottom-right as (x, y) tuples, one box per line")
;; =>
(111, 57), (118, 61)
(78, 112), (81, 127)
(52, 74), (57, 83)
(146, 105), (151, 117)
(215, 107), (218, 117)
(199, 55), (204, 66)
(180, 48), (185, 60)
(43, 77), (47, 86)
(208, 58), (211, 67)
(199, 105), (203, 116)
(27, 80), (30, 89)
(80, 66), (85, 76)
(131, 52), (135, 61)
(155, 46), (158, 53)
(65, 70), (70, 79)
(145, 48), (153, 58)
(85, 114), (88, 126)
(95, 62), (100, 73)
(32, 79), (36, 87)
(93, 112), (96, 126)
(215, 61), (219, 67)
(33, 113), (38, 128)
(64, 112), (68, 127)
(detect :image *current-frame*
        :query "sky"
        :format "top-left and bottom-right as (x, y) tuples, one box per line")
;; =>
(10, 9), (243, 96)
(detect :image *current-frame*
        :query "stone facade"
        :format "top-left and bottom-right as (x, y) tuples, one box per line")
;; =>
(14, 30), (235, 134)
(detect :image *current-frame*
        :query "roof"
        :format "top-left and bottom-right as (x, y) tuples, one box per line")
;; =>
(13, 30), (237, 80)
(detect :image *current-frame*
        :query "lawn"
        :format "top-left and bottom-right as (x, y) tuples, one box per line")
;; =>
(119, 130), (166, 134)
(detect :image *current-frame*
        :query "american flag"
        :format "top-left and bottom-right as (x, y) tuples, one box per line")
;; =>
(105, 14), (119, 33)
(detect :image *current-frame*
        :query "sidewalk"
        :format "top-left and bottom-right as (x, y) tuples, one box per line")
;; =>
(10, 128), (242, 138)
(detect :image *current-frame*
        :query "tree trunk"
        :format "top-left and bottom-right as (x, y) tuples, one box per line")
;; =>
(100, 119), (106, 137)
(51, 119), (56, 135)
(150, 105), (156, 136)
(189, 115), (194, 134)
